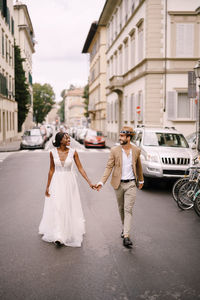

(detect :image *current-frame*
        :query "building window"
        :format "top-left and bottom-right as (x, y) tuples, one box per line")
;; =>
(119, 46), (122, 75)
(7, 111), (8, 131)
(2, 29), (4, 57)
(5, 36), (8, 62)
(124, 0), (128, 23)
(114, 99), (118, 122)
(131, 0), (135, 14)
(176, 23), (194, 57)
(11, 17), (14, 35)
(12, 112), (14, 130)
(124, 96), (128, 122)
(119, 3), (122, 31)
(124, 39), (129, 73)
(137, 20), (144, 62)
(137, 91), (143, 122)
(110, 56), (113, 78)
(130, 93), (135, 122)
(10, 111), (11, 130)
(167, 91), (196, 121)
(115, 8), (118, 37)
(114, 51), (118, 75)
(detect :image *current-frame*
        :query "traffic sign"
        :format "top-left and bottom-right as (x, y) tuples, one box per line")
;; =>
(136, 106), (141, 114)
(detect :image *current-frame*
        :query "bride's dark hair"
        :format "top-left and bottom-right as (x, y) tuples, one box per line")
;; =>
(53, 132), (68, 147)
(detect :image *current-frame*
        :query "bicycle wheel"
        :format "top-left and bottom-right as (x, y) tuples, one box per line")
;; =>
(172, 177), (189, 202)
(194, 193), (200, 217)
(177, 181), (195, 210)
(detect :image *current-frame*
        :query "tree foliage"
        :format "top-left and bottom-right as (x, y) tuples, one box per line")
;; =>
(33, 83), (55, 124)
(83, 84), (89, 118)
(14, 44), (31, 132)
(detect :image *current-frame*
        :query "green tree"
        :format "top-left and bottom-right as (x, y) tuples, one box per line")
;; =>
(33, 83), (55, 124)
(58, 89), (65, 123)
(14, 44), (31, 132)
(83, 84), (89, 118)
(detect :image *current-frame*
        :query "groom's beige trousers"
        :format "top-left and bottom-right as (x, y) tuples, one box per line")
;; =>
(114, 180), (136, 237)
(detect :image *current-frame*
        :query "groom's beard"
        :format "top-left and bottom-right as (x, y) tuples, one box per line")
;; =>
(120, 140), (128, 145)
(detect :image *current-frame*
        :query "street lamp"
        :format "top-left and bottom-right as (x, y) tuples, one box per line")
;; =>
(194, 60), (200, 152)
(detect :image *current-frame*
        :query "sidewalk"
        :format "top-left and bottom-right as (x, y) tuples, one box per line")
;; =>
(0, 140), (21, 152)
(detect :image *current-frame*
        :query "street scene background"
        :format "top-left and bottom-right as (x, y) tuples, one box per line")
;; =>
(0, 134), (200, 299)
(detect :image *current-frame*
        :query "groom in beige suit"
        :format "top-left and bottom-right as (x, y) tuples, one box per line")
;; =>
(96, 126), (143, 248)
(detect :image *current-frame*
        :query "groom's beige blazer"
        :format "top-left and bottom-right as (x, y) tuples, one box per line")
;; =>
(101, 145), (143, 190)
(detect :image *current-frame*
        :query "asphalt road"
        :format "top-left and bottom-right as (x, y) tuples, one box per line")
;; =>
(0, 147), (200, 300)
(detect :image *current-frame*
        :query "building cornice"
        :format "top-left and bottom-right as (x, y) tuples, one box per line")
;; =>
(82, 22), (98, 53)
(168, 7), (200, 16)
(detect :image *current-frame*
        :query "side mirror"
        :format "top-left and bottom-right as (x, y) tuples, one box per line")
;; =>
(191, 143), (196, 150)
(136, 140), (140, 147)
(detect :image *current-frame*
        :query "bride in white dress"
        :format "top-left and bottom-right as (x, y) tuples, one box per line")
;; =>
(39, 132), (95, 247)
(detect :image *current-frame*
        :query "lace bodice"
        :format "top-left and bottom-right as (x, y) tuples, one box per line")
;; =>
(51, 148), (75, 172)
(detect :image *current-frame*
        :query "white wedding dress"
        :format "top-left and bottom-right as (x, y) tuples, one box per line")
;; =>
(39, 147), (85, 247)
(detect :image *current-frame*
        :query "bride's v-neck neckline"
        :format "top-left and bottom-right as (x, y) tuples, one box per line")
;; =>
(56, 148), (70, 167)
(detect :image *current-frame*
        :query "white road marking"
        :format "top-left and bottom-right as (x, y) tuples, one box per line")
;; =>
(0, 152), (15, 162)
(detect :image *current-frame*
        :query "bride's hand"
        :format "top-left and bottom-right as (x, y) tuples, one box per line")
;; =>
(45, 187), (50, 197)
(89, 183), (96, 190)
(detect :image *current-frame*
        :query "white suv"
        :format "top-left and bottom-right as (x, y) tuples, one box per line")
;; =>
(132, 126), (198, 186)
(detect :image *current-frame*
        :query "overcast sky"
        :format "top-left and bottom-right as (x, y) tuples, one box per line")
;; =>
(18, 0), (105, 102)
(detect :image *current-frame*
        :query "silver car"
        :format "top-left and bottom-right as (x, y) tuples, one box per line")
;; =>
(132, 127), (198, 186)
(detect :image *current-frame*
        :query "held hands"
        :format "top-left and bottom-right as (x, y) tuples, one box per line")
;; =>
(89, 183), (102, 191)
(89, 183), (97, 190)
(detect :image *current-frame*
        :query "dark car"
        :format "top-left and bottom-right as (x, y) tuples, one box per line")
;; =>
(20, 128), (46, 150)
(84, 129), (105, 148)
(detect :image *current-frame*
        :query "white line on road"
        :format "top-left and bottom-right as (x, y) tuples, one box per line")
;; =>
(0, 152), (15, 162)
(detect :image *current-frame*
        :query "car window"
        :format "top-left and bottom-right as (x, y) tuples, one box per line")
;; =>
(26, 129), (41, 136)
(143, 132), (189, 148)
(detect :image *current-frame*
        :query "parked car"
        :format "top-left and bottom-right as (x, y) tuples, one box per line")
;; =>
(84, 129), (105, 148)
(20, 128), (46, 150)
(132, 126), (198, 187)
(78, 128), (88, 144)
(39, 125), (48, 142)
(44, 124), (53, 138)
